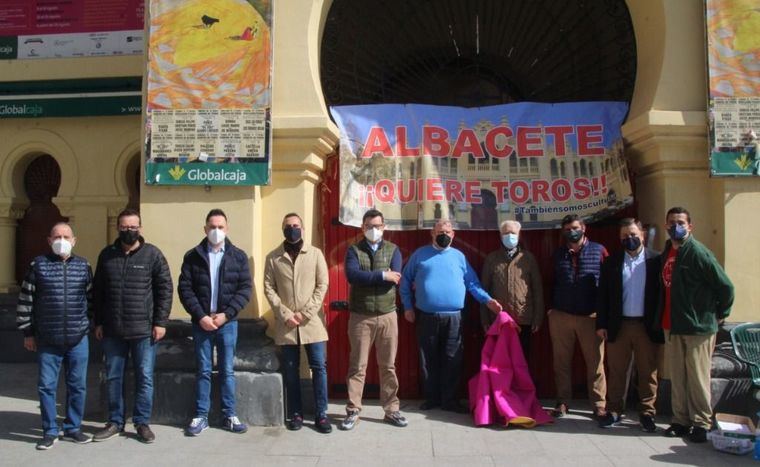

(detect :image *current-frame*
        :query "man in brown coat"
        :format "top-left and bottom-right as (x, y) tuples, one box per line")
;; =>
(263, 213), (331, 433)
(481, 220), (544, 358)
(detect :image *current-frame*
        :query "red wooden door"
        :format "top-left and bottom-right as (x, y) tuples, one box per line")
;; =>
(321, 154), (636, 400)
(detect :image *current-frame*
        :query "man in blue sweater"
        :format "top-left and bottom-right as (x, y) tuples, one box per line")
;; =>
(401, 219), (502, 412)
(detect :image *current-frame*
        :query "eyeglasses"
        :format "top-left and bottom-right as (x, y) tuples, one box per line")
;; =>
(118, 226), (140, 232)
(364, 224), (384, 229)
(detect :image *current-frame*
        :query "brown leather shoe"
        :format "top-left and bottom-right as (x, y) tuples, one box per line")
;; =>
(135, 424), (155, 444)
(551, 403), (568, 418)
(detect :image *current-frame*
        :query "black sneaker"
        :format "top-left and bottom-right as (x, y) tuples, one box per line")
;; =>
(135, 424), (155, 444)
(315, 416), (332, 434)
(441, 402), (469, 414)
(688, 426), (708, 443)
(598, 412), (621, 428)
(63, 431), (92, 444)
(35, 435), (57, 450)
(384, 411), (408, 427)
(663, 423), (690, 438)
(286, 414), (303, 431)
(640, 414), (657, 433)
(92, 423), (122, 442)
(339, 411), (359, 431)
(419, 400), (439, 410)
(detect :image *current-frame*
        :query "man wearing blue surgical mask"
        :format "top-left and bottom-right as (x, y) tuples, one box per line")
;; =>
(656, 207), (733, 443)
(548, 214), (609, 420)
(481, 220), (544, 359)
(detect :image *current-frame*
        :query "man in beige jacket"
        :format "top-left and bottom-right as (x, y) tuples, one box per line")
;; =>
(481, 220), (544, 359)
(263, 213), (330, 433)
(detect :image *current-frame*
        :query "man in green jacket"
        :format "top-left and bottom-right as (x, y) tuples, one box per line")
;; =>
(657, 207), (734, 443)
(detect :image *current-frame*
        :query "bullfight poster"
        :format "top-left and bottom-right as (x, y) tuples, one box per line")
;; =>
(144, 0), (272, 186)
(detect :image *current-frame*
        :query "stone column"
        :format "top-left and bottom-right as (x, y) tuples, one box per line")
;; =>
(0, 199), (26, 292)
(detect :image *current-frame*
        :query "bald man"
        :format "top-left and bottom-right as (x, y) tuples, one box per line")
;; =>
(401, 219), (502, 413)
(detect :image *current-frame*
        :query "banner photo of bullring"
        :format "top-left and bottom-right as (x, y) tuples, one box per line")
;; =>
(706, 0), (760, 176)
(331, 102), (632, 230)
(143, 0), (272, 186)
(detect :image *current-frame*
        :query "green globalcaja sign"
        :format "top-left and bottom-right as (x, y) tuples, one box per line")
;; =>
(0, 96), (141, 118)
(145, 162), (270, 186)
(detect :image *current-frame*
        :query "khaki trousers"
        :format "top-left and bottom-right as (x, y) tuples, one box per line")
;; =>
(549, 310), (606, 409)
(346, 311), (400, 414)
(665, 331), (715, 429)
(606, 320), (661, 416)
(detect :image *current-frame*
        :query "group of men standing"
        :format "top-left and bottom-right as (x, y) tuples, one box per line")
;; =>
(16, 204), (733, 449)
(546, 208), (733, 444)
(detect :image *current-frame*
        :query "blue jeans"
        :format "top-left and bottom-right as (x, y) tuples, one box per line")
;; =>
(38, 335), (89, 437)
(192, 320), (238, 418)
(281, 341), (327, 419)
(102, 336), (156, 427)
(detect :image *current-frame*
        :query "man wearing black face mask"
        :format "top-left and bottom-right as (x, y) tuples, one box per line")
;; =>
(596, 218), (663, 432)
(264, 213), (331, 433)
(655, 207), (733, 443)
(400, 219), (502, 413)
(549, 214), (608, 419)
(92, 208), (173, 444)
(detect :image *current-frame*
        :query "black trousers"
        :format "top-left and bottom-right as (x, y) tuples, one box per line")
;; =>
(518, 324), (532, 360)
(416, 311), (463, 406)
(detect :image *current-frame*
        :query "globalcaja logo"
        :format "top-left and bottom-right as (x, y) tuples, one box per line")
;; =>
(0, 103), (43, 117)
(168, 165), (186, 180)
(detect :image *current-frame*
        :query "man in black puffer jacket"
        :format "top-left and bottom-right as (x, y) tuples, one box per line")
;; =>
(179, 209), (252, 436)
(17, 222), (93, 450)
(92, 208), (173, 444)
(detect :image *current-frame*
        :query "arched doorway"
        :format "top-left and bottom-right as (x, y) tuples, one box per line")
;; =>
(15, 155), (67, 283)
(320, 0), (638, 399)
(126, 154), (141, 210)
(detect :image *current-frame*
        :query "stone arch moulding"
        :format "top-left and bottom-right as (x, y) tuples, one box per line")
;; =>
(0, 128), (79, 202)
(113, 139), (142, 198)
(624, 0), (666, 120)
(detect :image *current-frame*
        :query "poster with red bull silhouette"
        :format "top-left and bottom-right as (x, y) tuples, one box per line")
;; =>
(330, 102), (632, 230)
(706, 0), (760, 176)
(144, 0), (272, 186)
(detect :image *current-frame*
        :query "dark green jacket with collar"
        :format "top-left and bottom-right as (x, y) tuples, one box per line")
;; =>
(654, 235), (734, 335)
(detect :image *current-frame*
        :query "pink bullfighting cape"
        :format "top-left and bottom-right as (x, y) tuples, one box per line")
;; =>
(468, 311), (552, 428)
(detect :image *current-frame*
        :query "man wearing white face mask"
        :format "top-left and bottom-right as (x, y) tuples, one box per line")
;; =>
(17, 222), (94, 450)
(340, 209), (406, 430)
(480, 220), (544, 359)
(178, 209), (252, 436)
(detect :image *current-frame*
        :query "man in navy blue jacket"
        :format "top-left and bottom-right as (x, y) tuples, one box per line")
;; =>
(17, 222), (93, 450)
(178, 209), (252, 436)
(549, 214), (608, 419)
